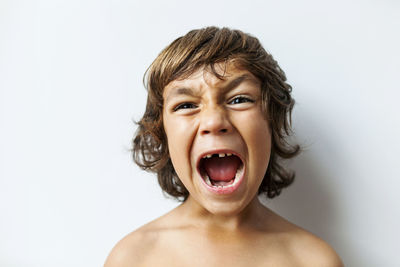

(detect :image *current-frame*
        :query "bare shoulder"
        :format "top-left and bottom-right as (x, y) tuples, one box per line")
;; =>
(104, 206), (184, 267)
(287, 227), (344, 267)
(261, 207), (343, 267)
(103, 223), (160, 267)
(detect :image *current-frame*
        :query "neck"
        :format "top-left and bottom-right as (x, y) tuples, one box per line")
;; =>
(178, 195), (267, 232)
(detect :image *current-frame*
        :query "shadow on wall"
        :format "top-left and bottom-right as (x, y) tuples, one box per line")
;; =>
(263, 148), (341, 241)
(260, 114), (370, 266)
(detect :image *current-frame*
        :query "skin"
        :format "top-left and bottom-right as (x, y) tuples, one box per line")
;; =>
(104, 64), (343, 267)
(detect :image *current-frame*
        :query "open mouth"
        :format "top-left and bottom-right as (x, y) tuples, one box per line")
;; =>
(197, 151), (245, 193)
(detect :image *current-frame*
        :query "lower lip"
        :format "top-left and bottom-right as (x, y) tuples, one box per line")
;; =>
(199, 170), (245, 195)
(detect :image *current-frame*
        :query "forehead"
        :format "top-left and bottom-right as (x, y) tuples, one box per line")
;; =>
(163, 63), (260, 98)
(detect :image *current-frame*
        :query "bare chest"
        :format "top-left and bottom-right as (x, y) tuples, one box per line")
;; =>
(139, 233), (297, 267)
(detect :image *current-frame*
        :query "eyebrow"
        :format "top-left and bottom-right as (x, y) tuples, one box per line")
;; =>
(165, 87), (198, 103)
(164, 74), (258, 103)
(222, 74), (256, 92)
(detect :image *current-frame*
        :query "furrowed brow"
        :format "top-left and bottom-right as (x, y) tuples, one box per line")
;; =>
(165, 87), (197, 103)
(164, 74), (259, 103)
(221, 74), (259, 93)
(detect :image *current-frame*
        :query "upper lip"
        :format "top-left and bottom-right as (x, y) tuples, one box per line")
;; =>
(196, 148), (245, 173)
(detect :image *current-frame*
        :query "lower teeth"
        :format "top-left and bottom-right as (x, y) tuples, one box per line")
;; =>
(204, 174), (236, 188)
(205, 175), (213, 186)
(202, 163), (243, 189)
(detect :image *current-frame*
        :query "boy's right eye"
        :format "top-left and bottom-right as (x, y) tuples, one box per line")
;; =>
(173, 103), (197, 111)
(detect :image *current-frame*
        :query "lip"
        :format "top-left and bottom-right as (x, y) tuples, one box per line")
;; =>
(196, 149), (246, 195)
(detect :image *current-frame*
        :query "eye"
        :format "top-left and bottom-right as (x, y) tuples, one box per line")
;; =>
(173, 102), (197, 111)
(228, 96), (254, 105)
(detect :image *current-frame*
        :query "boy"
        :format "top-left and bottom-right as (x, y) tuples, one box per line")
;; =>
(105, 27), (343, 266)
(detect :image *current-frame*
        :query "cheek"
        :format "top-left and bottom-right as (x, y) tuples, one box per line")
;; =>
(243, 113), (272, 176)
(163, 116), (196, 180)
(255, 124), (272, 166)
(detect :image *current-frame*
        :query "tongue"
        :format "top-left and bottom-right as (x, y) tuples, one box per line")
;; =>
(203, 156), (241, 181)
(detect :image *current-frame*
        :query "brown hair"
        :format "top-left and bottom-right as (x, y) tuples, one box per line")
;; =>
(133, 26), (300, 201)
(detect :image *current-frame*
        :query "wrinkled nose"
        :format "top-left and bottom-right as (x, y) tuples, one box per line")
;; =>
(199, 106), (232, 136)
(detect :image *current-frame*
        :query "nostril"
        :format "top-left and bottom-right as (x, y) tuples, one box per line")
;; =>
(201, 128), (228, 135)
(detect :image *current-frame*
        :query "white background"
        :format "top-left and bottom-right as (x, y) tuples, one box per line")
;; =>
(1, 0), (399, 266)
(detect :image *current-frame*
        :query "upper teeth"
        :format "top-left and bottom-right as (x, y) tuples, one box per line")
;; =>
(203, 153), (233, 159)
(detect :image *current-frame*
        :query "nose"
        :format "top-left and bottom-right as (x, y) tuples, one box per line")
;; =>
(199, 105), (232, 136)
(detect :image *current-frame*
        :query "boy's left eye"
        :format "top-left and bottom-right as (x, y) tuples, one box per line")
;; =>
(228, 96), (254, 105)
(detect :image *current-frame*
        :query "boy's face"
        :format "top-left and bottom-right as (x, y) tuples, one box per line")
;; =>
(163, 63), (271, 216)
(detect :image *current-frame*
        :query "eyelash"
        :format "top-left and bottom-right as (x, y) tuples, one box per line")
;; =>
(228, 96), (254, 105)
(173, 103), (197, 111)
(173, 96), (254, 111)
